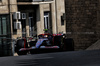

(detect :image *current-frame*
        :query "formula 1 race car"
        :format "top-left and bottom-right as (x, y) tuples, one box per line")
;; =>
(15, 34), (74, 55)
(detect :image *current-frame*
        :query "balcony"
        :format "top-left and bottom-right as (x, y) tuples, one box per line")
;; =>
(17, 0), (53, 2)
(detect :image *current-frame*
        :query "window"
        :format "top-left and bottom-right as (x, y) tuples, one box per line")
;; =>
(44, 12), (49, 29)
(22, 13), (26, 19)
(0, 15), (11, 37)
(44, 12), (52, 33)
(2, 17), (7, 35)
(61, 16), (64, 25)
(0, 16), (7, 35)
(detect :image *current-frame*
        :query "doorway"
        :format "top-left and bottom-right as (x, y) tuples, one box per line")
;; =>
(29, 17), (33, 37)
(21, 20), (26, 38)
(0, 15), (11, 56)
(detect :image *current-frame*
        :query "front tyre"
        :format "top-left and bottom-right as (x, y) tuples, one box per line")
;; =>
(17, 51), (28, 55)
(15, 38), (28, 55)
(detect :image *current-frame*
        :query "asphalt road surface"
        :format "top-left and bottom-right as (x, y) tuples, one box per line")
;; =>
(1, 50), (100, 66)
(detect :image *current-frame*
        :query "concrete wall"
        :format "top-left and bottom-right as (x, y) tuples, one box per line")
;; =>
(51, 0), (57, 34)
(37, 0), (66, 34)
(9, 0), (18, 39)
(65, 0), (100, 50)
(37, 2), (57, 35)
(0, 0), (9, 14)
(0, 0), (18, 39)
(56, 0), (66, 34)
(0, 0), (17, 14)
(9, 0), (17, 12)
(37, 4), (44, 35)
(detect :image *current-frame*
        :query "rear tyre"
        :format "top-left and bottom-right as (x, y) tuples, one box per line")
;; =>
(64, 38), (74, 51)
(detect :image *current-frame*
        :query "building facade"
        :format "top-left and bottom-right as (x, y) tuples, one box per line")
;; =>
(0, 0), (66, 56)
(0, 0), (66, 39)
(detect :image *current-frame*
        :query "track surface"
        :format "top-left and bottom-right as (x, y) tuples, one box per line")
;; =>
(1, 50), (100, 66)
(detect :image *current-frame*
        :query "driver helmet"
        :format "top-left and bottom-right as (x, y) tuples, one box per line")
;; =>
(44, 35), (48, 38)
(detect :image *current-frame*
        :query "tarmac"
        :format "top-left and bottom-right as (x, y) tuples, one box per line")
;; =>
(1, 50), (100, 66)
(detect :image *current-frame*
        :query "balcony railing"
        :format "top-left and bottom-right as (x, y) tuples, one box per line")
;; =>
(17, 0), (53, 2)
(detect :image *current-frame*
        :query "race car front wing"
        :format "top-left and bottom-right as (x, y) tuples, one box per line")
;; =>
(19, 46), (60, 51)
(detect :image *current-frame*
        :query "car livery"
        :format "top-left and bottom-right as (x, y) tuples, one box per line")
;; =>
(15, 33), (74, 55)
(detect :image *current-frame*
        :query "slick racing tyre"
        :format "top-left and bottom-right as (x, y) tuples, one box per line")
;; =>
(15, 38), (28, 55)
(17, 51), (28, 55)
(64, 38), (74, 51)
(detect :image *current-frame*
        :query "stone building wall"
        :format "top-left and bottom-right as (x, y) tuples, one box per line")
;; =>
(0, 0), (9, 14)
(65, 0), (100, 50)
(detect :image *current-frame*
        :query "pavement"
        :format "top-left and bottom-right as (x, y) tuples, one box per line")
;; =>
(86, 40), (100, 50)
(1, 50), (100, 66)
